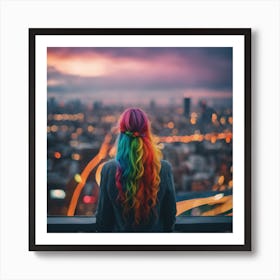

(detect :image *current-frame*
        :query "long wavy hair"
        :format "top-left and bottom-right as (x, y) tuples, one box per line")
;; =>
(115, 108), (162, 225)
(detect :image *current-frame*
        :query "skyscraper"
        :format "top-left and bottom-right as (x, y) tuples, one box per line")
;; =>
(184, 98), (191, 119)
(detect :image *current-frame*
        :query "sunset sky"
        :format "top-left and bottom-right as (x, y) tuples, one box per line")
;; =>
(47, 47), (232, 106)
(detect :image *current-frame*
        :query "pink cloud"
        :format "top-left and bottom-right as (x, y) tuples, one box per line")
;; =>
(47, 48), (220, 85)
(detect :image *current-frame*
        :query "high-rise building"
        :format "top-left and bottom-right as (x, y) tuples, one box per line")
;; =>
(184, 98), (191, 119)
(47, 97), (58, 113)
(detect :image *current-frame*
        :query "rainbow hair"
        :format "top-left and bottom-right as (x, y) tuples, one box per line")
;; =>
(115, 108), (162, 225)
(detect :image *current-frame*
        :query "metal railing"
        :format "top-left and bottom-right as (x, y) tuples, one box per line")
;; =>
(47, 216), (232, 233)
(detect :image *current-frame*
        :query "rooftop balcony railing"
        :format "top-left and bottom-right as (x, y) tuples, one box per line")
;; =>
(47, 216), (232, 233)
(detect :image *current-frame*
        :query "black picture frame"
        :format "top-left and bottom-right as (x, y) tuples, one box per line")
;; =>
(29, 28), (251, 251)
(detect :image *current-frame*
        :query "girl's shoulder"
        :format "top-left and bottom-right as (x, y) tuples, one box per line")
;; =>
(102, 159), (118, 173)
(160, 160), (173, 172)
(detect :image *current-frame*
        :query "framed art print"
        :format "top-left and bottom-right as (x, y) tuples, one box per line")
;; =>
(29, 28), (251, 251)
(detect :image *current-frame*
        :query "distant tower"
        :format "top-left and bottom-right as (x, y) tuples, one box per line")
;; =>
(93, 101), (103, 111)
(150, 99), (156, 110)
(47, 97), (58, 114)
(184, 98), (191, 119)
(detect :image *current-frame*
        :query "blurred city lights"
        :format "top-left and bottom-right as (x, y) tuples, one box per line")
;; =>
(74, 174), (82, 183)
(211, 136), (217, 144)
(204, 134), (211, 141)
(192, 133), (202, 141)
(47, 99), (233, 217)
(71, 153), (80, 161)
(87, 125), (95, 133)
(67, 133), (112, 216)
(50, 113), (84, 121)
(220, 117), (226, 125)
(158, 131), (232, 144)
(50, 125), (58, 132)
(226, 136), (231, 143)
(61, 125), (68, 132)
(71, 132), (78, 139)
(102, 115), (117, 123)
(54, 152), (61, 159)
(158, 143), (165, 150)
(63, 128), (233, 216)
(190, 117), (197, 125)
(70, 140), (79, 147)
(191, 112), (198, 119)
(50, 189), (66, 199)
(218, 175), (225, 185)
(83, 195), (96, 204)
(76, 128), (83, 135)
(167, 121), (175, 129)
(214, 193), (224, 200)
(211, 113), (218, 123)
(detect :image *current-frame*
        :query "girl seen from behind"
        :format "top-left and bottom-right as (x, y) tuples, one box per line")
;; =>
(96, 108), (176, 232)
